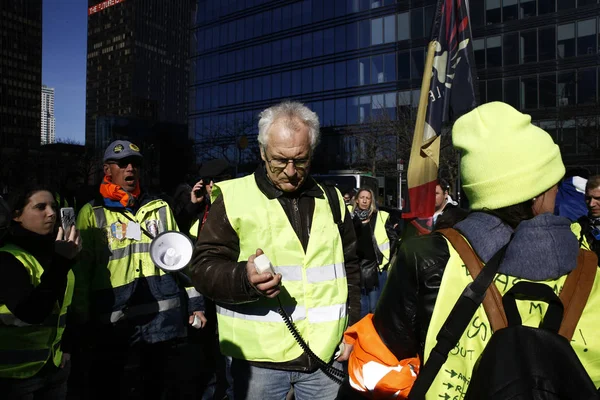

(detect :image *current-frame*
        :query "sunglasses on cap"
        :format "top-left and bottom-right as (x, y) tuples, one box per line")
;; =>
(106, 157), (142, 168)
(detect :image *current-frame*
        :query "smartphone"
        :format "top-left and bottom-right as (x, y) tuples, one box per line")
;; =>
(60, 207), (76, 233)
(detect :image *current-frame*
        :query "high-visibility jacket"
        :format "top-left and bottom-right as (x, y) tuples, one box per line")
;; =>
(374, 211), (390, 271)
(212, 175), (348, 363)
(422, 236), (600, 398)
(73, 199), (201, 342)
(572, 221), (592, 251)
(345, 314), (419, 398)
(0, 244), (74, 379)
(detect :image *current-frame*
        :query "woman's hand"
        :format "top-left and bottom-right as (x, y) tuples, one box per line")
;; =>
(55, 226), (82, 260)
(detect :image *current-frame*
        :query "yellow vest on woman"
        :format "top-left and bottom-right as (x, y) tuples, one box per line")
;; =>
(0, 244), (74, 379)
(212, 175), (348, 363)
(422, 237), (600, 399)
(374, 211), (390, 271)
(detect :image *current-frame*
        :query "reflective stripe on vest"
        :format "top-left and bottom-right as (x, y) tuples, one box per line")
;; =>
(212, 175), (348, 363)
(0, 244), (74, 379)
(99, 297), (181, 324)
(422, 237), (600, 398)
(374, 211), (390, 270)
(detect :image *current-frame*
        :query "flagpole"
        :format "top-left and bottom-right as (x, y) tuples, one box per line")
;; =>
(404, 41), (439, 218)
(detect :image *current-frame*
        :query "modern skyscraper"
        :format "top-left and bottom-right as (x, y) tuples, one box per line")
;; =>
(41, 85), (56, 145)
(189, 0), (600, 175)
(86, 0), (192, 149)
(0, 1), (43, 149)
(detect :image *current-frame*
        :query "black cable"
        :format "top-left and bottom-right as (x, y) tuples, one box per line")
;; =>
(276, 296), (347, 384)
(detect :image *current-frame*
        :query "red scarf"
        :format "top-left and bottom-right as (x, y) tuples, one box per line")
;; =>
(99, 175), (140, 208)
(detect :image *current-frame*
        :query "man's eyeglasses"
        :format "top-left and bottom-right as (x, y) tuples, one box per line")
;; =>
(265, 157), (310, 172)
(107, 158), (142, 169)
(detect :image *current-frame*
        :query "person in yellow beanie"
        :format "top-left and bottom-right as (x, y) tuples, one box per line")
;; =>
(338, 102), (600, 399)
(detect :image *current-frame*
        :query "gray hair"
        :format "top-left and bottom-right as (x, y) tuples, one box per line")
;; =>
(257, 101), (320, 151)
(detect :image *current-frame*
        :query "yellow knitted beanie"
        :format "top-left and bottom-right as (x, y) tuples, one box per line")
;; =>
(452, 102), (565, 210)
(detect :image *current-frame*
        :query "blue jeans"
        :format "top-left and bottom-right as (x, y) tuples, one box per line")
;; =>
(230, 359), (343, 400)
(359, 270), (388, 318)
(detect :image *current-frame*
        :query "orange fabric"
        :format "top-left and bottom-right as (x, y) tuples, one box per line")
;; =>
(345, 314), (420, 399)
(99, 175), (140, 208)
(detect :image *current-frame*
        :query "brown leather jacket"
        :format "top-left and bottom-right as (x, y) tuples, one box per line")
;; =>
(190, 166), (360, 372)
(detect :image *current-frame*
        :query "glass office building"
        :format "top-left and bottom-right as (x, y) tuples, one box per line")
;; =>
(189, 0), (600, 173)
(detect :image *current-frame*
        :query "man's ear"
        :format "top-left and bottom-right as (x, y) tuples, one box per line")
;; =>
(260, 146), (266, 162)
(103, 164), (111, 176)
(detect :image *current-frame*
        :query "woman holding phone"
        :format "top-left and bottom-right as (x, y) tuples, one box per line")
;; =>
(0, 186), (81, 399)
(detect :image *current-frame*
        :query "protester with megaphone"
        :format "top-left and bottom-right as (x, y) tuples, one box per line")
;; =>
(71, 140), (206, 399)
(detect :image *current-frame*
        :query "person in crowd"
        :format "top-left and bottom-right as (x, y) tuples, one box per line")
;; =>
(343, 102), (600, 397)
(191, 101), (360, 400)
(432, 178), (468, 230)
(555, 172), (589, 222)
(574, 175), (600, 258)
(0, 186), (81, 399)
(351, 188), (398, 318)
(71, 140), (206, 399)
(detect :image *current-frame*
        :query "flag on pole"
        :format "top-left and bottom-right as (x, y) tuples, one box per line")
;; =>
(403, 0), (477, 220)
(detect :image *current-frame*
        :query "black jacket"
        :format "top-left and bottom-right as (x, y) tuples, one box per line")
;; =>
(191, 166), (361, 371)
(372, 232), (449, 361)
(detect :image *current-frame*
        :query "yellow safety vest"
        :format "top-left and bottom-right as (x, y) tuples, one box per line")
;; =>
(0, 244), (74, 379)
(572, 221), (592, 251)
(422, 237), (600, 398)
(189, 219), (200, 239)
(374, 211), (390, 271)
(212, 175), (348, 363)
(73, 200), (198, 324)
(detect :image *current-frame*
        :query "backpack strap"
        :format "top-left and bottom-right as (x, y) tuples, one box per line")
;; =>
(438, 228), (508, 332)
(321, 184), (344, 234)
(558, 249), (598, 340)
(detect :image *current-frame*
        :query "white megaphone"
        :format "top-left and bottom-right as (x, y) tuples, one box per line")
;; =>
(150, 231), (194, 272)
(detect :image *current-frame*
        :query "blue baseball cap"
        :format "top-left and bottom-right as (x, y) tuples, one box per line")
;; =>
(103, 140), (143, 163)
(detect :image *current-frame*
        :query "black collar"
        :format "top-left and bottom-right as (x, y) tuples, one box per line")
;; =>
(254, 165), (324, 200)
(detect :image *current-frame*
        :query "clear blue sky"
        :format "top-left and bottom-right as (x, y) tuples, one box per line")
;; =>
(42, 0), (87, 144)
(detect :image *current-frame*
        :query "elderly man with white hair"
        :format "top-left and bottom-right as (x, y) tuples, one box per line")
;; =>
(191, 101), (360, 400)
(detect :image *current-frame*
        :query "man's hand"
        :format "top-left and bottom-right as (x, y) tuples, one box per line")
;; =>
(190, 180), (206, 204)
(189, 311), (207, 329)
(60, 352), (71, 368)
(247, 248), (281, 298)
(335, 341), (353, 362)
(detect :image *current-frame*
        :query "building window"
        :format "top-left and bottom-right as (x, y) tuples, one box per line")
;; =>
(539, 27), (556, 61)
(503, 33), (519, 66)
(539, 1), (555, 14)
(487, 79), (502, 101)
(521, 76), (538, 109)
(324, 28), (335, 55)
(471, 1), (485, 27)
(486, 36), (502, 67)
(504, 78), (519, 109)
(302, 68), (312, 94)
(314, 30), (324, 57)
(384, 15), (396, 43)
(372, 17), (384, 45)
(398, 51), (410, 79)
(486, 0), (501, 25)
(359, 19), (370, 48)
(359, 58), (370, 85)
(348, 0), (360, 14)
(577, 19), (597, 56)
(411, 48), (424, 79)
(371, 55), (384, 84)
(503, 0), (518, 21)
(302, 33), (313, 59)
(335, 98), (347, 125)
(313, 65), (323, 92)
(411, 8), (424, 39)
(348, 96), (359, 124)
(347, 22), (359, 50)
(335, 61), (346, 89)
(474, 38), (485, 67)
(539, 74), (557, 108)
(324, 100), (335, 127)
(479, 82), (487, 103)
(359, 95), (371, 123)
(558, 24), (576, 59)
(347, 59), (359, 87)
(558, 0), (576, 11)
(520, 30), (537, 63)
(558, 71), (576, 106)
(385, 92), (397, 119)
(397, 12), (410, 41)
(384, 53), (396, 82)
(424, 6), (435, 37)
(324, 63), (335, 91)
(578, 68), (597, 104)
(519, 0), (536, 18)
(372, 94), (385, 119)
